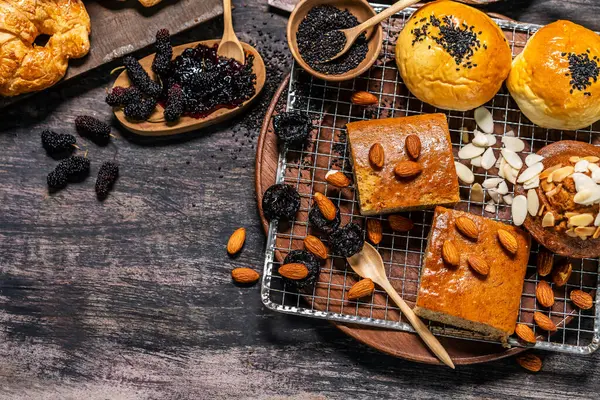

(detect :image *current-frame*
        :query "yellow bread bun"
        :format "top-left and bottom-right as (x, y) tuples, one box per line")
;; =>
(395, 1), (511, 111)
(507, 20), (600, 131)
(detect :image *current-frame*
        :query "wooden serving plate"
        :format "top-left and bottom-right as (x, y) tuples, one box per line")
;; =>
(113, 40), (266, 136)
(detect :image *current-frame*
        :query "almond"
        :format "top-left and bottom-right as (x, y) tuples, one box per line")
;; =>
(304, 235), (328, 259)
(497, 229), (518, 255)
(366, 219), (383, 245)
(394, 161), (422, 179)
(552, 262), (572, 287)
(534, 312), (557, 332)
(369, 143), (385, 169)
(227, 227), (246, 255)
(515, 324), (537, 344)
(468, 255), (489, 276)
(405, 135), (421, 159)
(516, 353), (542, 372)
(279, 263), (309, 280)
(570, 289), (594, 310)
(536, 248), (553, 277)
(231, 267), (259, 284)
(442, 240), (460, 267)
(536, 280), (554, 307)
(351, 91), (378, 106)
(325, 170), (351, 188)
(347, 278), (375, 300)
(455, 216), (479, 241)
(388, 214), (414, 232)
(313, 192), (337, 221)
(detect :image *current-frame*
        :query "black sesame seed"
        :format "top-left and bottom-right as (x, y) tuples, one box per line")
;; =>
(566, 52), (599, 95)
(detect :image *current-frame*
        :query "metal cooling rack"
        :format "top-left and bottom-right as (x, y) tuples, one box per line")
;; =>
(261, 4), (600, 355)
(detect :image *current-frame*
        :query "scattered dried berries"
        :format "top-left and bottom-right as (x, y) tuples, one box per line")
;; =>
(123, 55), (162, 97)
(329, 222), (364, 257)
(152, 29), (173, 77)
(95, 162), (119, 200)
(309, 206), (341, 235)
(262, 183), (300, 221)
(164, 84), (185, 122)
(75, 116), (111, 146)
(41, 130), (76, 159)
(273, 111), (313, 147)
(124, 97), (158, 121)
(105, 86), (142, 107)
(282, 250), (320, 289)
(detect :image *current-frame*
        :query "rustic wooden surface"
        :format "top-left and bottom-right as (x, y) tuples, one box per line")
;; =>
(1, 0), (600, 399)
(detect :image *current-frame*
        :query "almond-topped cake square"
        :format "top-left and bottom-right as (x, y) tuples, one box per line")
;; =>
(414, 207), (531, 343)
(346, 114), (459, 216)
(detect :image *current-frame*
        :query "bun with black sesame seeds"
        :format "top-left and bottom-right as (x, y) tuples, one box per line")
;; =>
(507, 20), (600, 131)
(395, 0), (512, 111)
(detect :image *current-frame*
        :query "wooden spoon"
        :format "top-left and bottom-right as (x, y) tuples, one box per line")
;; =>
(112, 40), (265, 136)
(217, 0), (245, 64)
(347, 242), (455, 369)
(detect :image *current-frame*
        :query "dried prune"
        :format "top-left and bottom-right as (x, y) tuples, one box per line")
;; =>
(273, 112), (312, 147)
(282, 250), (320, 289)
(329, 222), (364, 257)
(309, 206), (340, 235)
(262, 184), (300, 221)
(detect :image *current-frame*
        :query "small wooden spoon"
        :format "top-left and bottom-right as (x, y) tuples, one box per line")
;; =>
(217, 0), (245, 64)
(347, 242), (455, 369)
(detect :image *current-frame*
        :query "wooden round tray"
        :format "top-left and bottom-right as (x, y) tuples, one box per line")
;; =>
(255, 74), (525, 366)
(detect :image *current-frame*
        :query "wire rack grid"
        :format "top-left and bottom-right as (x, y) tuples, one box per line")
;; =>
(260, 4), (600, 355)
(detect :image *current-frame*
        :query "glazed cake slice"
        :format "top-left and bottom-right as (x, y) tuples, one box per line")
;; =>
(346, 114), (459, 216)
(414, 207), (531, 343)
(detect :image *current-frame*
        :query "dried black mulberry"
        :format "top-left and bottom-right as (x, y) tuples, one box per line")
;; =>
(95, 162), (119, 200)
(75, 116), (111, 146)
(309, 206), (340, 235)
(47, 169), (67, 192)
(164, 84), (184, 122)
(329, 222), (364, 257)
(124, 97), (158, 121)
(282, 250), (320, 289)
(152, 29), (173, 76)
(61, 156), (91, 183)
(262, 184), (300, 221)
(123, 56), (162, 97)
(41, 130), (76, 159)
(273, 112), (313, 147)
(105, 86), (142, 107)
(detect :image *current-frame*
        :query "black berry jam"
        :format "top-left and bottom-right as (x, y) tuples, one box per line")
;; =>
(564, 51), (599, 96)
(296, 5), (368, 75)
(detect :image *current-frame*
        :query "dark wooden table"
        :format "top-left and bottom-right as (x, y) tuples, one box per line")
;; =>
(1, 1), (599, 398)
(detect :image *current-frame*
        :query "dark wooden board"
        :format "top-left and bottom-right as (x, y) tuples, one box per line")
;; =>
(0, 0), (222, 108)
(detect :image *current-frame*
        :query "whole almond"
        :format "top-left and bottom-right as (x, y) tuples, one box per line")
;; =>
(536, 248), (554, 277)
(366, 219), (383, 245)
(369, 143), (385, 169)
(314, 192), (337, 221)
(304, 235), (328, 259)
(388, 214), (414, 232)
(455, 216), (479, 241)
(536, 280), (554, 307)
(394, 161), (422, 179)
(570, 289), (593, 310)
(325, 170), (351, 188)
(347, 278), (375, 300)
(468, 255), (489, 276)
(497, 229), (518, 255)
(533, 311), (557, 332)
(405, 135), (421, 159)
(442, 240), (460, 267)
(231, 267), (260, 284)
(279, 263), (309, 280)
(552, 262), (572, 287)
(516, 353), (542, 372)
(227, 227), (246, 255)
(515, 324), (537, 344)
(351, 91), (378, 106)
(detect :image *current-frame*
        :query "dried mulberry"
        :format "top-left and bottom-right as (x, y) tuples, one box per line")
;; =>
(75, 116), (111, 146)
(273, 112), (313, 147)
(282, 250), (320, 289)
(262, 184), (301, 221)
(124, 97), (158, 121)
(309, 206), (340, 235)
(329, 222), (364, 257)
(105, 86), (142, 107)
(95, 162), (119, 200)
(152, 29), (173, 76)
(61, 156), (91, 183)
(41, 130), (76, 159)
(123, 56), (162, 97)
(164, 84), (184, 122)
(47, 169), (68, 192)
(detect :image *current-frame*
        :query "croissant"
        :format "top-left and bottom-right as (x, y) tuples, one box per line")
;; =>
(0, 0), (91, 97)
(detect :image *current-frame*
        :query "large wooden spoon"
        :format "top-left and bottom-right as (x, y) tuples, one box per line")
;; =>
(217, 0), (245, 64)
(347, 242), (455, 369)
